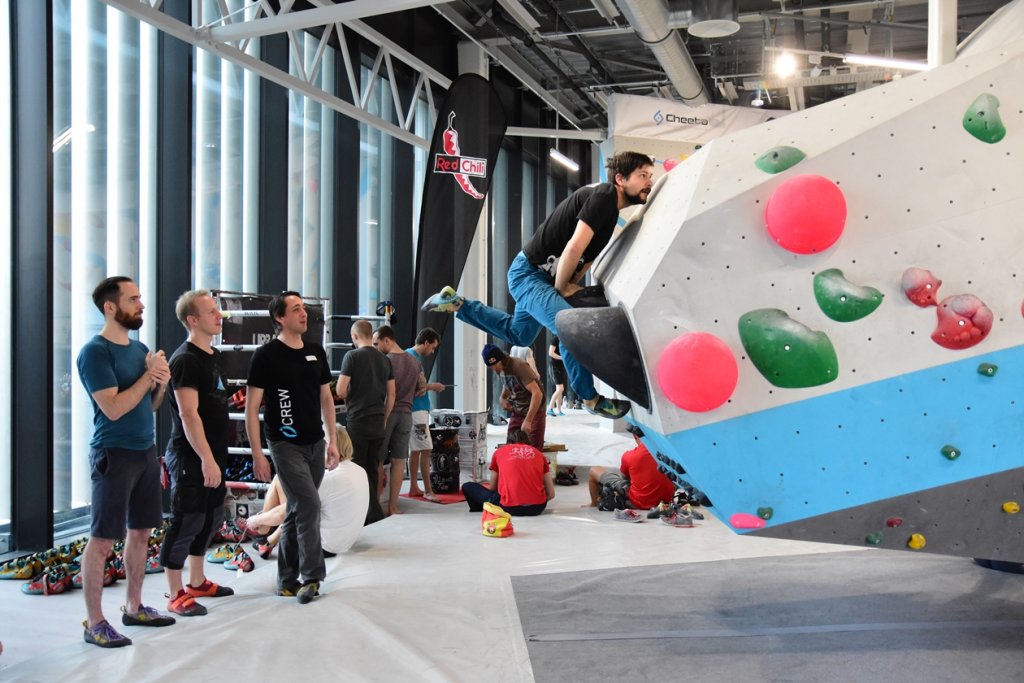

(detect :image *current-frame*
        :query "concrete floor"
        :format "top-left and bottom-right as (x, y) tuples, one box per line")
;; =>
(0, 409), (856, 682)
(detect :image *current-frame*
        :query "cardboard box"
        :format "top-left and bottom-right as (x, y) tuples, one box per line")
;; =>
(224, 485), (266, 521)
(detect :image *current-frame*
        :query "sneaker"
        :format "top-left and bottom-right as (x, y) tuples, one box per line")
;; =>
(120, 604), (176, 627)
(420, 286), (463, 313)
(296, 581), (320, 605)
(253, 542), (274, 560)
(185, 579), (234, 598)
(613, 509), (645, 523)
(661, 511), (695, 528)
(678, 503), (705, 521)
(546, 408), (557, 417)
(584, 395), (631, 420)
(558, 411), (565, 416)
(0, 556), (43, 581)
(167, 590), (208, 617)
(647, 502), (674, 519)
(83, 619), (132, 648)
(235, 517), (267, 543)
(144, 555), (163, 574)
(205, 544), (235, 563)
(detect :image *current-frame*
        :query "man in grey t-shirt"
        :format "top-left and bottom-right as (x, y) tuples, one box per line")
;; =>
(372, 325), (426, 515)
(336, 320), (394, 525)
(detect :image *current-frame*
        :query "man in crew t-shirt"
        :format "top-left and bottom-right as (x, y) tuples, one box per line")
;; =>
(246, 291), (339, 605)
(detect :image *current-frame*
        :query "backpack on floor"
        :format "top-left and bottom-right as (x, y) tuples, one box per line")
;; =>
(598, 482), (628, 511)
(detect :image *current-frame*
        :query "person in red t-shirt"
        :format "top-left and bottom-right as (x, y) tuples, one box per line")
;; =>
(461, 430), (555, 516)
(587, 424), (675, 510)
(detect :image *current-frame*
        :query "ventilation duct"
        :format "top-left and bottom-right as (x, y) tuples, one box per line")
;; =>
(688, 0), (740, 39)
(617, 0), (711, 105)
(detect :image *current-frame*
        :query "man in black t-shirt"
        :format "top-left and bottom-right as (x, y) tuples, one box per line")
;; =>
(335, 319), (395, 525)
(421, 151), (653, 420)
(246, 291), (339, 604)
(160, 290), (235, 616)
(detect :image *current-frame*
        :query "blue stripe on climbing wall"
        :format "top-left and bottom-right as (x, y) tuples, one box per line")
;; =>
(643, 344), (1024, 530)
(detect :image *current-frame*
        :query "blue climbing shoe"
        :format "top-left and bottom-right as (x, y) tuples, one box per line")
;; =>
(420, 286), (463, 313)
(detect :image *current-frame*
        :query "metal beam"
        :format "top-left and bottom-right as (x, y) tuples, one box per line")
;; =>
(102, 0), (435, 149)
(208, 0), (450, 42)
(743, 67), (892, 89)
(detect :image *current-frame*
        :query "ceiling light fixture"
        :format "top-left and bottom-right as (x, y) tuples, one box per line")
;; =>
(843, 53), (931, 72)
(774, 51), (798, 77)
(496, 0), (540, 33)
(688, 0), (740, 39)
(590, 0), (620, 22)
(751, 88), (764, 108)
(549, 147), (580, 173)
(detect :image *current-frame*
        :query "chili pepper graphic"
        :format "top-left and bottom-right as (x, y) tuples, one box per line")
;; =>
(443, 111), (485, 199)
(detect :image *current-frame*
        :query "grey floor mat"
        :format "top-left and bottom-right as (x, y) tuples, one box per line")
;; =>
(512, 550), (1024, 683)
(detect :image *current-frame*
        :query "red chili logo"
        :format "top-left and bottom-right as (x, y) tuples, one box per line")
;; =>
(435, 111), (486, 199)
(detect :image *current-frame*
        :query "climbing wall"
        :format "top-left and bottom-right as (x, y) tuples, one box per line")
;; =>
(591, 2), (1024, 561)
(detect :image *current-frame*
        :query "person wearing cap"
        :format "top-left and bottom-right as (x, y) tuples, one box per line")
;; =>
(482, 343), (546, 451)
(586, 424), (675, 510)
(420, 151), (655, 422)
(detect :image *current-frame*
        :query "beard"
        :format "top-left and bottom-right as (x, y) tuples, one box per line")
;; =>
(624, 188), (649, 206)
(115, 308), (143, 330)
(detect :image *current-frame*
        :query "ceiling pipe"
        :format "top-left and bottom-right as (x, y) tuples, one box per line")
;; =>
(616, 0), (711, 104)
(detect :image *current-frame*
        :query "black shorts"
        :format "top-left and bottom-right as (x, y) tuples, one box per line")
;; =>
(549, 359), (567, 386)
(89, 445), (163, 539)
(165, 450), (228, 514)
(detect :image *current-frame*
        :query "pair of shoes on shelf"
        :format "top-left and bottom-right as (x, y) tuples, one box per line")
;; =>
(584, 395), (631, 420)
(420, 286), (464, 313)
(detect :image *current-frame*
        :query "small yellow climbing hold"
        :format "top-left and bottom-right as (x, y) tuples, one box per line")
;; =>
(907, 533), (927, 550)
(1002, 501), (1020, 514)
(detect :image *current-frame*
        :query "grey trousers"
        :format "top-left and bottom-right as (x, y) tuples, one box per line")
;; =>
(268, 439), (326, 588)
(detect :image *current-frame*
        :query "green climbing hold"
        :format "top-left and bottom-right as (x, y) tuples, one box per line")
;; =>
(813, 269), (884, 322)
(865, 531), (884, 546)
(757, 507), (774, 520)
(977, 363), (998, 377)
(754, 146), (807, 174)
(737, 309), (839, 388)
(941, 444), (961, 461)
(963, 93), (1006, 144)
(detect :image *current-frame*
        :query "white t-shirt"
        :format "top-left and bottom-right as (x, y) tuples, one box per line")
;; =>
(319, 460), (369, 554)
(509, 346), (537, 374)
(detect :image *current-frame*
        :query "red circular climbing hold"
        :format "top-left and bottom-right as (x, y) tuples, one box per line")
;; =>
(765, 174), (847, 254)
(663, 157), (679, 172)
(657, 332), (738, 412)
(886, 517), (903, 528)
